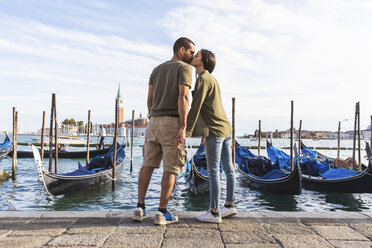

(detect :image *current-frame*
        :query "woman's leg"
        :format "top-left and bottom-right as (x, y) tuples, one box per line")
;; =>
(205, 135), (224, 211)
(220, 137), (236, 204)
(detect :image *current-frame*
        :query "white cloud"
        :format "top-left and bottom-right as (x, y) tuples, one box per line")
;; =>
(0, 1), (372, 135)
(161, 0), (372, 133)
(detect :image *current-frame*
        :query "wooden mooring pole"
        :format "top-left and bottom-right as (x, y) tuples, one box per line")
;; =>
(290, 101), (294, 172)
(298, 120), (302, 156)
(352, 102), (357, 169)
(232, 98), (236, 168)
(12, 107), (17, 180)
(258, 120), (261, 156)
(112, 99), (119, 189)
(86, 110), (91, 164)
(54, 94), (58, 174)
(130, 110), (135, 174)
(337, 121), (341, 158)
(357, 103), (361, 171)
(370, 115), (372, 153)
(49, 94), (54, 172)
(41, 111), (46, 161)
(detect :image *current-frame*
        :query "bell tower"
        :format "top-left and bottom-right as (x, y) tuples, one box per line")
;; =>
(117, 84), (124, 123)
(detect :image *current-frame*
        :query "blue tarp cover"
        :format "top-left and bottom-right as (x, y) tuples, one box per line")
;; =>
(266, 144), (292, 170)
(301, 147), (318, 159)
(61, 144), (125, 176)
(259, 169), (288, 180)
(235, 143), (255, 165)
(0, 139), (11, 149)
(320, 168), (361, 179)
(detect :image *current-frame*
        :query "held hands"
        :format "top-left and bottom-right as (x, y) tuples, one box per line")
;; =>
(175, 128), (186, 146)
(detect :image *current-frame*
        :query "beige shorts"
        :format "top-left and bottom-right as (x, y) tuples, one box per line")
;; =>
(142, 116), (187, 174)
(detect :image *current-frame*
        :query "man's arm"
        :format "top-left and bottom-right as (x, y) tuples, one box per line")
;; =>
(147, 84), (153, 113)
(175, 84), (189, 146)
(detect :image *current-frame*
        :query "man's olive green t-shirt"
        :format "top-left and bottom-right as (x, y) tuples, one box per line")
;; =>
(149, 61), (192, 117)
(186, 71), (232, 137)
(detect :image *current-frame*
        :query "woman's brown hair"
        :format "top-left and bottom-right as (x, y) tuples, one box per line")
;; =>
(201, 49), (216, 73)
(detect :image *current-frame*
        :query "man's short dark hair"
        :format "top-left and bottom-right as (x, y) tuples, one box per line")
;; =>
(173, 37), (195, 54)
(201, 49), (216, 73)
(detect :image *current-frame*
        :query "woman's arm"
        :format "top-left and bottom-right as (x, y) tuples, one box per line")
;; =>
(186, 78), (209, 136)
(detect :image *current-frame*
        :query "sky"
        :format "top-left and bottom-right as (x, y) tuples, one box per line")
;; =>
(0, 0), (371, 135)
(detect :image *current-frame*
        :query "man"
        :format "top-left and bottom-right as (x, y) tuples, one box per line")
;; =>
(133, 37), (195, 225)
(98, 125), (106, 149)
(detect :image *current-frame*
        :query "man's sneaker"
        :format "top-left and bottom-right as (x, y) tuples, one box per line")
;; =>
(133, 207), (147, 222)
(220, 205), (237, 218)
(154, 211), (178, 225)
(197, 210), (222, 223)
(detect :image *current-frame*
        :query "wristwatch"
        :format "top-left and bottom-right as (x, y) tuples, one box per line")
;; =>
(147, 113), (151, 119)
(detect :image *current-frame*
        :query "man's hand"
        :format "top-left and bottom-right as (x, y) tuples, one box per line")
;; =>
(175, 128), (186, 146)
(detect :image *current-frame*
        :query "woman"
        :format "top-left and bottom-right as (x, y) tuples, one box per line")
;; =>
(186, 49), (236, 223)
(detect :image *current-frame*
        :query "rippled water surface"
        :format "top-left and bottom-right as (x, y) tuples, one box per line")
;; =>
(0, 134), (371, 212)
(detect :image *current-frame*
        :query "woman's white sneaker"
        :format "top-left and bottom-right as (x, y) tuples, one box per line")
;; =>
(220, 205), (237, 218)
(197, 210), (222, 223)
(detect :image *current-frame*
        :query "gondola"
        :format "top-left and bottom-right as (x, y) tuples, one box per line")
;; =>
(10, 145), (115, 159)
(237, 142), (302, 195)
(267, 142), (372, 193)
(32, 144), (125, 196)
(0, 134), (12, 159)
(185, 145), (210, 194)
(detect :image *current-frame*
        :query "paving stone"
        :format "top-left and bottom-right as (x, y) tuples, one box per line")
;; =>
(219, 220), (266, 232)
(162, 237), (224, 248)
(41, 211), (109, 218)
(10, 218), (76, 237)
(166, 218), (219, 229)
(264, 223), (315, 234)
(0, 235), (51, 248)
(67, 217), (121, 235)
(262, 211), (366, 219)
(312, 225), (369, 240)
(328, 240), (372, 248)
(221, 229), (275, 244)
(274, 234), (333, 248)
(165, 228), (220, 238)
(226, 244), (281, 248)
(47, 233), (108, 247)
(301, 218), (346, 226)
(260, 217), (300, 224)
(103, 233), (163, 248)
(351, 223), (372, 240)
(115, 221), (165, 234)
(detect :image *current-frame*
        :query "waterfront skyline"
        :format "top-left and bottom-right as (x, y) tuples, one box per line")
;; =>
(1, 0), (372, 135)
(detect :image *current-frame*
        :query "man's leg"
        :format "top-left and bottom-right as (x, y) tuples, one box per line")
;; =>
(159, 171), (176, 208)
(138, 166), (155, 204)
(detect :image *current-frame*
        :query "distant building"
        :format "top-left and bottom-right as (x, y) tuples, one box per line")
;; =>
(124, 113), (148, 137)
(117, 84), (124, 123)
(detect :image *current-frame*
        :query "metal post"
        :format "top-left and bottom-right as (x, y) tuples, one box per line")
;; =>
(232, 98), (236, 167)
(86, 110), (91, 164)
(41, 111), (45, 161)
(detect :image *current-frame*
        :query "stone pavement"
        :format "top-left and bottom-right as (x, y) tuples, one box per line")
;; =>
(0, 211), (371, 248)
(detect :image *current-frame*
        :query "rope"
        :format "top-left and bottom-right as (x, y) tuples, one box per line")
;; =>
(104, 171), (117, 181)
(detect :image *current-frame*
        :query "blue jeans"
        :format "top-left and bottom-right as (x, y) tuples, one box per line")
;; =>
(205, 135), (236, 210)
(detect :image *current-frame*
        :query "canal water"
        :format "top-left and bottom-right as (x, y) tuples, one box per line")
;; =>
(0, 134), (371, 212)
